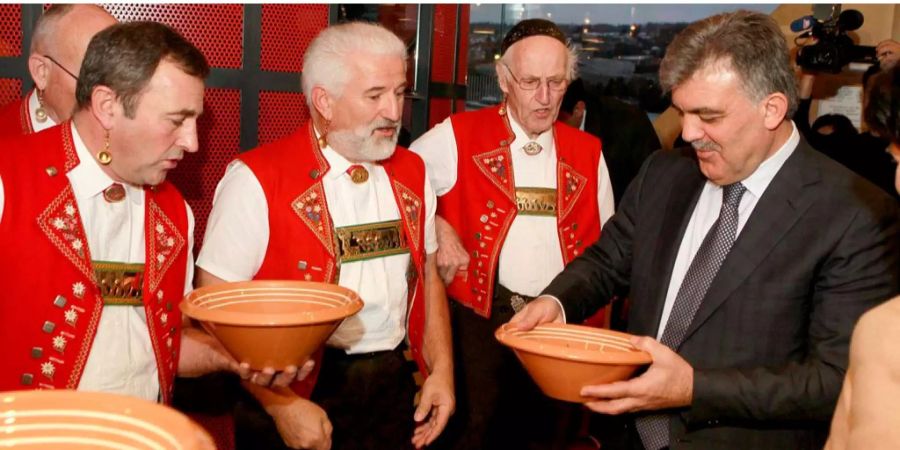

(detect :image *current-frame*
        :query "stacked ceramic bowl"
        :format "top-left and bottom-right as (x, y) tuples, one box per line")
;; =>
(0, 390), (215, 449)
(181, 281), (364, 370)
(496, 323), (652, 403)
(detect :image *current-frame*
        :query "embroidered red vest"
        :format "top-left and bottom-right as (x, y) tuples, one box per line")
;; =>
(0, 123), (189, 403)
(0, 94), (32, 139)
(239, 121), (429, 397)
(441, 105), (603, 318)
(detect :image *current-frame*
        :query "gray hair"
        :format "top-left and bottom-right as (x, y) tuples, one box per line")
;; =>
(659, 10), (799, 117)
(301, 22), (407, 108)
(30, 5), (75, 53)
(498, 38), (579, 83)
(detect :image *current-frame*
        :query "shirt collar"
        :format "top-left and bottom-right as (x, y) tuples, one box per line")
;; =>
(508, 112), (555, 155)
(68, 122), (139, 203)
(739, 120), (800, 199)
(28, 89), (57, 133)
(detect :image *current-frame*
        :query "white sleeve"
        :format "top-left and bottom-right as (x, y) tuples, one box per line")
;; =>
(196, 160), (270, 282)
(423, 165), (438, 254)
(408, 118), (459, 196)
(183, 202), (195, 295)
(597, 152), (615, 228)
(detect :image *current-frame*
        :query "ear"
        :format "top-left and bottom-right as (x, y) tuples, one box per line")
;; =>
(89, 85), (118, 130)
(311, 86), (334, 122)
(495, 62), (511, 95)
(761, 92), (789, 130)
(28, 54), (50, 91)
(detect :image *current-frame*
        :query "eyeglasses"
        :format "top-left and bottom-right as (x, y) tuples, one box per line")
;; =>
(501, 62), (567, 92)
(42, 54), (79, 81)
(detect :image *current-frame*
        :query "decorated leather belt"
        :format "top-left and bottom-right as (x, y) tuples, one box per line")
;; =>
(93, 261), (145, 306)
(515, 187), (557, 216)
(494, 283), (536, 314)
(335, 220), (408, 263)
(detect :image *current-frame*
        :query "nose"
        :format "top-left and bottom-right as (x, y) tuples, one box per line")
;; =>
(180, 120), (200, 154)
(680, 115), (705, 144)
(534, 82), (551, 105)
(382, 93), (403, 122)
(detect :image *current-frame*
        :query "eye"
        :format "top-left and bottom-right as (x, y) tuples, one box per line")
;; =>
(171, 118), (185, 127)
(699, 115), (720, 124)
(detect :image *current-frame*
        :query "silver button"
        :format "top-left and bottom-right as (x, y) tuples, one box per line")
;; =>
(480, 214), (489, 223)
(53, 295), (67, 308)
(31, 347), (43, 359)
(42, 321), (55, 333)
(21, 373), (34, 385)
(297, 260), (308, 270)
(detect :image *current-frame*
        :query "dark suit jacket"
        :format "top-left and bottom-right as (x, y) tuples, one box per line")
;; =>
(543, 140), (900, 450)
(582, 96), (661, 206)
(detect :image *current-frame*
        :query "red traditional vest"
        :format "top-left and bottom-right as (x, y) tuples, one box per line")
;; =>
(239, 122), (430, 397)
(0, 94), (33, 139)
(441, 105), (603, 318)
(0, 123), (189, 403)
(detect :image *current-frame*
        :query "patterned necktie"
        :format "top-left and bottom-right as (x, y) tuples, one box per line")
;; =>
(635, 182), (746, 450)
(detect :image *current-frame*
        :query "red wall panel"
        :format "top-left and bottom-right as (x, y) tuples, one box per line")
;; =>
(168, 88), (241, 253)
(260, 4), (328, 73)
(0, 4), (21, 57)
(258, 90), (309, 145)
(103, 4), (244, 69)
(0, 78), (21, 107)
(431, 5), (457, 85)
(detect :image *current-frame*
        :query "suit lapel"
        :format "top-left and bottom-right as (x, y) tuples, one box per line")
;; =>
(682, 141), (821, 343)
(640, 153), (706, 337)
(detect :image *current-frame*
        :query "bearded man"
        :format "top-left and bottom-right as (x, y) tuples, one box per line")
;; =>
(197, 22), (454, 450)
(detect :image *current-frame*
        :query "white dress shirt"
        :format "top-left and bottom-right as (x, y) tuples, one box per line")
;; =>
(197, 143), (438, 354)
(410, 113), (615, 297)
(0, 122), (195, 401)
(656, 122), (800, 339)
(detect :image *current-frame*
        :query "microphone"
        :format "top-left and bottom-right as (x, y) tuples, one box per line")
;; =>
(790, 15), (817, 33)
(837, 9), (864, 32)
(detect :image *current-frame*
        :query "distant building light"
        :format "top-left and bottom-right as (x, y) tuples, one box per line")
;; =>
(494, 54), (501, 60)
(473, 29), (496, 35)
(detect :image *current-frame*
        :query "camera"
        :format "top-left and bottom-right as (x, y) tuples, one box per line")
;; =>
(793, 6), (877, 74)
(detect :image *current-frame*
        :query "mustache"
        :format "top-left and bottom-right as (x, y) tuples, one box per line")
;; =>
(369, 119), (400, 134)
(691, 141), (719, 151)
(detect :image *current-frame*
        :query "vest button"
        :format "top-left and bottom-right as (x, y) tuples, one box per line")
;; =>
(572, 223), (578, 230)
(474, 232), (482, 240)
(45, 166), (58, 177)
(297, 260), (308, 270)
(479, 214), (489, 223)
(487, 200), (495, 209)
(309, 169), (320, 179)
(21, 373), (33, 385)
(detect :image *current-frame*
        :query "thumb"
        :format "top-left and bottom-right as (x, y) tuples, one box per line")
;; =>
(414, 393), (432, 422)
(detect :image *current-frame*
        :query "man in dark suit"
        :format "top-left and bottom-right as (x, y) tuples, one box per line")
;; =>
(560, 78), (661, 205)
(511, 10), (899, 450)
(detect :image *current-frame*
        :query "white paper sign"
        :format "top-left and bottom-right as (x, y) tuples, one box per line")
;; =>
(816, 85), (863, 130)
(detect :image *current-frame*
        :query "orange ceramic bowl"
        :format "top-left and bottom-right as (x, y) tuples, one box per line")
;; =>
(0, 390), (215, 449)
(496, 323), (652, 403)
(181, 280), (363, 370)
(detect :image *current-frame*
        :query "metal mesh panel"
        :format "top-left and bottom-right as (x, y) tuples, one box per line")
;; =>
(0, 78), (21, 107)
(431, 5), (456, 85)
(0, 4), (21, 58)
(168, 88), (241, 254)
(258, 90), (309, 145)
(103, 4), (244, 69)
(260, 4), (328, 73)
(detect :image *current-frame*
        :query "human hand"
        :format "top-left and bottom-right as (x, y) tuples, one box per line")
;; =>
(435, 216), (469, 285)
(267, 397), (332, 450)
(243, 359), (316, 388)
(508, 296), (564, 331)
(411, 369), (455, 448)
(580, 336), (692, 414)
(876, 39), (900, 69)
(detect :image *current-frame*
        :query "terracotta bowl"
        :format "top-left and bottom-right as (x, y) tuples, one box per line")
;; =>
(495, 323), (652, 403)
(181, 280), (363, 370)
(0, 390), (215, 449)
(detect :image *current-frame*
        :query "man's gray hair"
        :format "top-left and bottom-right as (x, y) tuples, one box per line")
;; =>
(30, 5), (75, 53)
(498, 38), (579, 83)
(659, 10), (799, 117)
(302, 22), (407, 108)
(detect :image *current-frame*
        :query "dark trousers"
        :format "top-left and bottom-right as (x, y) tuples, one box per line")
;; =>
(235, 345), (417, 450)
(433, 291), (579, 450)
(313, 346), (417, 450)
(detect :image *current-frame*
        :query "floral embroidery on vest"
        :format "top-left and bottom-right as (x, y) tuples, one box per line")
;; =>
(392, 180), (423, 252)
(473, 148), (515, 201)
(291, 184), (337, 257)
(557, 162), (587, 220)
(37, 186), (93, 282)
(146, 199), (185, 292)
